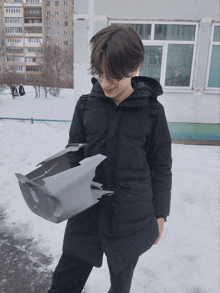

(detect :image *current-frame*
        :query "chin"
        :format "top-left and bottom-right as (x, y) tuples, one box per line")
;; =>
(104, 92), (115, 98)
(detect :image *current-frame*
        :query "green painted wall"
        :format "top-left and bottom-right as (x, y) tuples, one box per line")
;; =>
(168, 122), (220, 140)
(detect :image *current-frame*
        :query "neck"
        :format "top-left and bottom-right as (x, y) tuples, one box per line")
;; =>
(113, 85), (134, 105)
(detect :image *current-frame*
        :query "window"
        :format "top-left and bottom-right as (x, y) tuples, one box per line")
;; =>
(64, 21), (68, 26)
(206, 24), (220, 89)
(5, 0), (21, 3)
(47, 21), (51, 26)
(64, 41), (68, 45)
(55, 21), (59, 26)
(27, 19), (41, 23)
(26, 38), (42, 43)
(55, 31), (60, 36)
(26, 66), (41, 72)
(16, 66), (24, 72)
(26, 57), (42, 62)
(6, 37), (23, 43)
(26, 0), (41, 3)
(25, 47), (41, 53)
(28, 58), (36, 62)
(112, 22), (198, 89)
(6, 8), (21, 13)
(7, 47), (23, 53)
(7, 56), (24, 62)
(9, 66), (24, 72)
(27, 9), (41, 15)
(25, 27), (42, 34)
(64, 31), (68, 36)
(55, 1), (59, 5)
(5, 27), (23, 33)
(64, 1), (67, 6)
(55, 11), (59, 16)
(47, 11), (50, 17)
(64, 11), (68, 17)
(5, 17), (22, 23)
(46, 30), (51, 36)
(46, 1), (50, 6)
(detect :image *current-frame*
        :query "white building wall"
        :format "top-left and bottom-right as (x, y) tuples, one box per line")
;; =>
(73, 0), (220, 124)
(94, 0), (219, 20)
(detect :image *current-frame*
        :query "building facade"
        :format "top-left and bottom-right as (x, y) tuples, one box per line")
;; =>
(1, 0), (74, 87)
(44, 0), (74, 87)
(73, 0), (220, 140)
(0, 0), (5, 72)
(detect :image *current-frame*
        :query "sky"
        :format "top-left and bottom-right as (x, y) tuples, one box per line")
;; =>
(0, 87), (219, 293)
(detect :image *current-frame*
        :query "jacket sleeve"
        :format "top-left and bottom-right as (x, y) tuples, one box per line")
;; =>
(65, 97), (87, 167)
(148, 102), (172, 219)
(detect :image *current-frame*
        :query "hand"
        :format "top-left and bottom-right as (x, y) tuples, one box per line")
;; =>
(154, 217), (165, 244)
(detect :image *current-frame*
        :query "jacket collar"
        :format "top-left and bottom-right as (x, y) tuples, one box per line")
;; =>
(90, 76), (163, 108)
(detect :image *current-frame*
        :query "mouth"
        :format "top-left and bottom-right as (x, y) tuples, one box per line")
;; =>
(104, 87), (116, 94)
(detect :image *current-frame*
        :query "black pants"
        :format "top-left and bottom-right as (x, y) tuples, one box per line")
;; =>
(48, 253), (138, 293)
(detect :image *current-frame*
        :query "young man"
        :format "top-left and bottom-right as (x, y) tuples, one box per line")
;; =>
(48, 25), (172, 293)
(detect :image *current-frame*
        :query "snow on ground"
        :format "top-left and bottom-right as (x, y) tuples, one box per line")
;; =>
(0, 86), (78, 121)
(0, 86), (219, 293)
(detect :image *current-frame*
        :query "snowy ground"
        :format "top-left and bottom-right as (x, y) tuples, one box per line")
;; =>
(0, 86), (219, 293)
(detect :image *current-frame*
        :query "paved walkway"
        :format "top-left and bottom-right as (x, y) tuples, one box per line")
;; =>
(0, 210), (53, 293)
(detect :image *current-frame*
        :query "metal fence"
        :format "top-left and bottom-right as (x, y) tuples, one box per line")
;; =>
(0, 117), (71, 124)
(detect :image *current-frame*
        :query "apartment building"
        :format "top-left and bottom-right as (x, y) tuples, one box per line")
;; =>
(1, 0), (73, 88)
(0, 0), (5, 72)
(45, 0), (74, 87)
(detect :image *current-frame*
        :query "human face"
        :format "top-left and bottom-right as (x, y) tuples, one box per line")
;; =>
(96, 65), (139, 105)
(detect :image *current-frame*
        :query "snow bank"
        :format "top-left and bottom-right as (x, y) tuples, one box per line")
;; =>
(0, 87), (219, 292)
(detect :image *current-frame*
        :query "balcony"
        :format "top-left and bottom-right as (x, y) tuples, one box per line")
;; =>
(23, 3), (42, 8)
(5, 33), (23, 38)
(24, 9), (42, 18)
(6, 47), (24, 54)
(26, 56), (42, 63)
(24, 22), (42, 27)
(25, 40), (42, 47)
(4, 3), (22, 8)
(26, 67), (41, 74)
(24, 27), (42, 33)
(6, 61), (25, 67)
(24, 27), (42, 38)
(6, 41), (23, 47)
(25, 33), (43, 38)
(5, 22), (23, 28)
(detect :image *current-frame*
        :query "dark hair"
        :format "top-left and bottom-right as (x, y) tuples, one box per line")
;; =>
(90, 24), (145, 80)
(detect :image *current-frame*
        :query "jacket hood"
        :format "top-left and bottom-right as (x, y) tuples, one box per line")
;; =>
(90, 76), (163, 100)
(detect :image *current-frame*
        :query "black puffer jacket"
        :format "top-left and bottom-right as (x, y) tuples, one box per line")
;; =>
(63, 76), (172, 274)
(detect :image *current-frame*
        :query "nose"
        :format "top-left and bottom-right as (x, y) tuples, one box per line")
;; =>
(100, 77), (113, 89)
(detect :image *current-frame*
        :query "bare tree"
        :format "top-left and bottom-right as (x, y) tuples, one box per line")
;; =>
(26, 74), (41, 98)
(39, 41), (73, 96)
(0, 15), (6, 59)
(0, 82), (6, 95)
(22, 41), (73, 97)
(0, 65), (24, 98)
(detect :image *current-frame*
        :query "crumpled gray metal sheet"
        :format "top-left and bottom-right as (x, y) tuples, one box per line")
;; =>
(15, 145), (113, 223)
